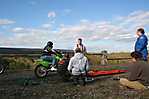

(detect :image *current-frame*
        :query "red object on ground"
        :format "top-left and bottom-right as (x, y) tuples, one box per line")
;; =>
(88, 70), (128, 77)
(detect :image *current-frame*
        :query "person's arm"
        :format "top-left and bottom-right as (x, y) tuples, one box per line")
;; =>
(85, 58), (89, 71)
(67, 58), (73, 72)
(51, 49), (57, 55)
(84, 46), (87, 53)
(73, 44), (78, 51)
(135, 36), (147, 52)
(43, 45), (48, 52)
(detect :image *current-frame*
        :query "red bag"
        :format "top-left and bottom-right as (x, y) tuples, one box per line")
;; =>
(88, 70), (128, 77)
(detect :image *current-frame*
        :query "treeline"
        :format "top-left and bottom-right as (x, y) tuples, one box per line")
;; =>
(0, 47), (42, 54)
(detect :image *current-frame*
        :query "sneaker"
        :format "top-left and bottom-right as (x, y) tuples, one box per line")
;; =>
(51, 67), (57, 71)
(146, 86), (149, 89)
(85, 77), (94, 82)
(112, 76), (120, 80)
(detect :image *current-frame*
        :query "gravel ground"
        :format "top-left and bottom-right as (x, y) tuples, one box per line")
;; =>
(0, 70), (149, 99)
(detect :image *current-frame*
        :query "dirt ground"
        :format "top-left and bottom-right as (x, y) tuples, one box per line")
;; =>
(0, 70), (149, 99)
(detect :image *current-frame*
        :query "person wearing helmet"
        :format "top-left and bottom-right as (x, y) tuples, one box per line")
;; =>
(74, 38), (87, 54)
(41, 41), (56, 69)
(135, 28), (148, 61)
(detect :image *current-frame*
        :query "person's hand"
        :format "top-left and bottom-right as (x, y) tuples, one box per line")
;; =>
(128, 59), (132, 63)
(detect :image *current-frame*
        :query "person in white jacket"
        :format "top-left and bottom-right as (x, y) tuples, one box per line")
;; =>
(68, 48), (89, 85)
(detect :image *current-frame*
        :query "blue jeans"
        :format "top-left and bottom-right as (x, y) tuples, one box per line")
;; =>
(142, 54), (148, 61)
(41, 55), (56, 65)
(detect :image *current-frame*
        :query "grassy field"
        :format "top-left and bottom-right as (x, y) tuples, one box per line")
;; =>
(1, 57), (34, 70)
(0, 52), (131, 70)
(87, 52), (131, 65)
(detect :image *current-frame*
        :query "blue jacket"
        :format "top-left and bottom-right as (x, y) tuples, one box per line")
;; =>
(135, 34), (148, 60)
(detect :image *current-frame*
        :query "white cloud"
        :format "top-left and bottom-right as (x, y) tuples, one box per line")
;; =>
(64, 9), (72, 13)
(57, 10), (149, 43)
(80, 19), (89, 23)
(0, 27), (56, 48)
(57, 21), (130, 42)
(12, 27), (25, 33)
(48, 11), (56, 18)
(1, 10), (149, 52)
(118, 10), (149, 29)
(41, 24), (52, 29)
(0, 19), (15, 25)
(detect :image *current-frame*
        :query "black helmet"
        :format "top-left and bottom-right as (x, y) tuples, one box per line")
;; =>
(47, 41), (53, 46)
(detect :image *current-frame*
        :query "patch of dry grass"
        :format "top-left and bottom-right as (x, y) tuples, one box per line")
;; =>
(2, 57), (34, 70)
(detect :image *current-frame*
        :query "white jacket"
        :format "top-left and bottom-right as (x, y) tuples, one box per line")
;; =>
(67, 53), (89, 75)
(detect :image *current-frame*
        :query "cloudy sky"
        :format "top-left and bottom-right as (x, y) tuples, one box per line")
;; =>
(0, 0), (149, 52)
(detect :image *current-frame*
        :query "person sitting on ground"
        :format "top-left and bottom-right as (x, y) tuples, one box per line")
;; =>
(41, 41), (57, 70)
(68, 48), (89, 86)
(74, 38), (87, 54)
(119, 51), (149, 90)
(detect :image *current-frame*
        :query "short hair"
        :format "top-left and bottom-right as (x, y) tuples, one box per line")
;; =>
(137, 28), (145, 34)
(131, 51), (142, 60)
(78, 38), (82, 41)
(75, 48), (82, 53)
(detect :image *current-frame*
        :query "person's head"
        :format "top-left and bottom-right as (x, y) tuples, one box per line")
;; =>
(131, 51), (143, 62)
(77, 38), (82, 45)
(75, 48), (82, 53)
(47, 41), (53, 48)
(136, 28), (145, 37)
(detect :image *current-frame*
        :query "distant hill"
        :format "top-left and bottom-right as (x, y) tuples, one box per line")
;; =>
(0, 47), (41, 54)
(0, 47), (73, 55)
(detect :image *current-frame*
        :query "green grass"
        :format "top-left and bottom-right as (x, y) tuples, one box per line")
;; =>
(91, 66), (128, 71)
(0, 52), (146, 70)
(2, 57), (34, 70)
(87, 52), (131, 65)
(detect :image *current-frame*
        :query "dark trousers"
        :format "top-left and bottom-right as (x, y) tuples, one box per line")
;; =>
(72, 74), (86, 86)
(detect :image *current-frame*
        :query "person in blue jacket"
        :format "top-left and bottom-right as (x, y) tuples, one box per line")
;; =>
(135, 28), (148, 61)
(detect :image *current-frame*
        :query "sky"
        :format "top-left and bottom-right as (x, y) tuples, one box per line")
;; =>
(0, 0), (149, 52)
